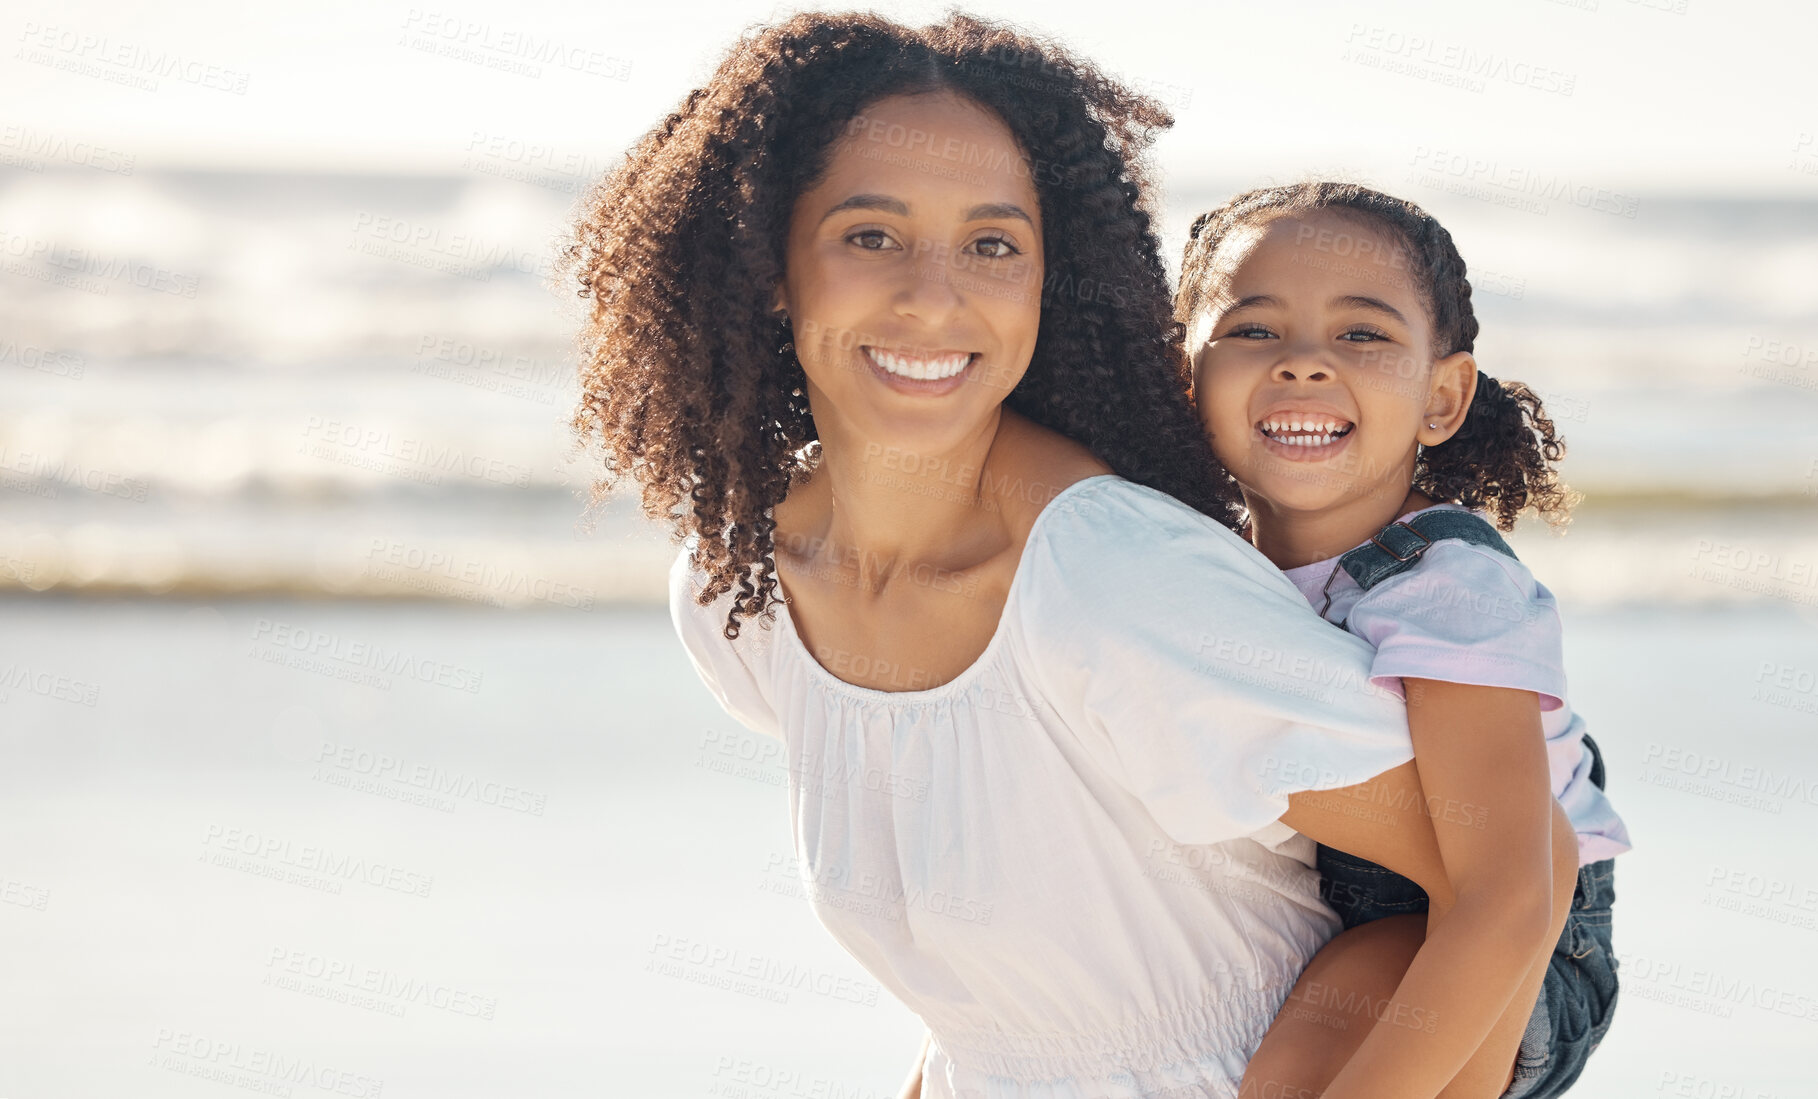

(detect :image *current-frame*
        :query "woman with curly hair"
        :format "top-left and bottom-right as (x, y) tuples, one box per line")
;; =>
(561, 12), (1575, 1098)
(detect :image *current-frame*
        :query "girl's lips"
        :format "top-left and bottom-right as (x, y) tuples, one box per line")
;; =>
(1253, 423), (1356, 463)
(861, 347), (978, 396)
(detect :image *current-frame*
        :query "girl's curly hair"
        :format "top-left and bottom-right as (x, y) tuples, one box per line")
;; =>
(559, 10), (1238, 638)
(1177, 181), (1577, 532)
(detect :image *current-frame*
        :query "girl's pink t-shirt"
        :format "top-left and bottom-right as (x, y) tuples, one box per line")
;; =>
(1281, 504), (1633, 865)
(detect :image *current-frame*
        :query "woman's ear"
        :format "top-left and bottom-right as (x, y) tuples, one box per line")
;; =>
(771, 283), (790, 319)
(1418, 351), (1477, 446)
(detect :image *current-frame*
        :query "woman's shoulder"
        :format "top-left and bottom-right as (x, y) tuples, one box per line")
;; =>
(1002, 472), (1414, 847)
(667, 540), (723, 647)
(1025, 472), (1270, 577)
(1014, 479), (1304, 646)
(667, 539), (785, 739)
(987, 410), (1239, 541)
(667, 540), (781, 657)
(981, 410), (1117, 535)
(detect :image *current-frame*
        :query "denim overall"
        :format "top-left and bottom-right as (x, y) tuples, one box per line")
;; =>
(1310, 511), (1619, 1098)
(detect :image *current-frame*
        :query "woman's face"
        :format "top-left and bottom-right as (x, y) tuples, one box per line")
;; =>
(779, 91), (1044, 459)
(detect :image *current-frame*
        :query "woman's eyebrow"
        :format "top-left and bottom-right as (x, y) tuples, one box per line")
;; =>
(817, 195), (1035, 227)
(1331, 294), (1408, 324)
(818, 194), (908, 224)
(965, 202), (1033, 225)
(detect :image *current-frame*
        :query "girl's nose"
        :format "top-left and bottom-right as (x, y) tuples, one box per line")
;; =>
(1271, 353), (1332, 383)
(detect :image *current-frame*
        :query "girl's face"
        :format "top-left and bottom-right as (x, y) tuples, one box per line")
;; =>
(1189, 210), (1475, 520)
(778, 91), (1044, 458)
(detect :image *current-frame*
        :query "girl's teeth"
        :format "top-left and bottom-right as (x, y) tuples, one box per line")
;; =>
(869, 348), (971, 380)
(1258, 418), (1352, 446)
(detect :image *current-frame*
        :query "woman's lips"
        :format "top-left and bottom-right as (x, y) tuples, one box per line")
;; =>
(861, 346), (979, 396)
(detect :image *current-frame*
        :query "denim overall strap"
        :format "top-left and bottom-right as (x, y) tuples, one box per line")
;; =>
(1336, 510), (1519, 593)
(1580, 732), (1606, 791)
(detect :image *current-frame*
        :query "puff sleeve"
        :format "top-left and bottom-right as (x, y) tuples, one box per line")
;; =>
(1344, 539), (1570, 712)
(667, 544), (783, 741)
(1015, 479), (1414, 846)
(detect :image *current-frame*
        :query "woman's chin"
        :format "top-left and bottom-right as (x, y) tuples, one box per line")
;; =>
(835, 403), (995, 464)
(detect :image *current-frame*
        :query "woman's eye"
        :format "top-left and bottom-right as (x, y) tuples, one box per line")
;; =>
(969, 236), (1020, 258)
(847, 230), (895, 250)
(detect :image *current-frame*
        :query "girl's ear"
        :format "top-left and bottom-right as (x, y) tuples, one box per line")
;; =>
(1184, 328), (1211, 402)
(771, 283), (789, 318)
(1419, 351), (1477, 446)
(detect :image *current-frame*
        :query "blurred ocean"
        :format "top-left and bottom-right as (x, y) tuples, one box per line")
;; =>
(1, 168), (1816, 607)
(3, 167), (1817, 1098)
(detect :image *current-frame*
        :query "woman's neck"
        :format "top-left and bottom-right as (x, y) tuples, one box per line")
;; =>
(782, 408), (1016, 588)
(1246, 484), (1437, 571)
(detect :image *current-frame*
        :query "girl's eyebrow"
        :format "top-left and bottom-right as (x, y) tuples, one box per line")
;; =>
(1331, 294), (1408, 324)
(1224, 294), (1278, 312)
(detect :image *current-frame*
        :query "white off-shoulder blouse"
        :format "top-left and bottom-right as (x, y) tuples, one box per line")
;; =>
(669, 473), (1415, 1099)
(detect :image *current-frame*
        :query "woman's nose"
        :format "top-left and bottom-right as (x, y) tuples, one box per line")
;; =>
(892, 241), (965, 324)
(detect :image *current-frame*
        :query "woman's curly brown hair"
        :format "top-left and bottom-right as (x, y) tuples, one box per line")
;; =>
(559, 10), (1238, 638)
(1176, 180), (1578, 533)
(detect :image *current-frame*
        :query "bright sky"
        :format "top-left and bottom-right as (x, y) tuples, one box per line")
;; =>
(6, 0), (1816, 194)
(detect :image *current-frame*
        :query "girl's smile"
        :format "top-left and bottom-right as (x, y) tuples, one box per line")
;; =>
(1254, 403), (1357, 460)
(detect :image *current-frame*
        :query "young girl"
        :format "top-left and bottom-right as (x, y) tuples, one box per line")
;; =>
(1178, 182), (1632, 1099)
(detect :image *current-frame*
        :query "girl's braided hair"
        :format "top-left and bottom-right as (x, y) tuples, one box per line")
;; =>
(560, 11), (1239, 638)
(1178, 181), (1576, 532)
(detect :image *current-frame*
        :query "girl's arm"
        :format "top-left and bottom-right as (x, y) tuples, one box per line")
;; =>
(1282, 680), (1565, 1099)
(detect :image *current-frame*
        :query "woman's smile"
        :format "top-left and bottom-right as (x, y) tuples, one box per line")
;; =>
(861, 345), (980, 395)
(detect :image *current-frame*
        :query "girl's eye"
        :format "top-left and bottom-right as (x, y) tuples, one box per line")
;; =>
(1340, 327), (1390, 343)
(1225, 324), (1274, 340)
(969, 235), (1021, 259)
(847, 229), (896, 251)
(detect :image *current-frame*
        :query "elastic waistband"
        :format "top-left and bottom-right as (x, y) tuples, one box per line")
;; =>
(933, 982), (1288, 1081)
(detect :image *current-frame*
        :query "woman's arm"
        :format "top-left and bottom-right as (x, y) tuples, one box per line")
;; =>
(895, 1030), (932, 1099)
(1281, 681), (1566, 1099)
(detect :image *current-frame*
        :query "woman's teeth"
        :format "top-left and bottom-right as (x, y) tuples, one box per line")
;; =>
(866, 347), (973, 380)
(1259, 418), (1354, 447)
